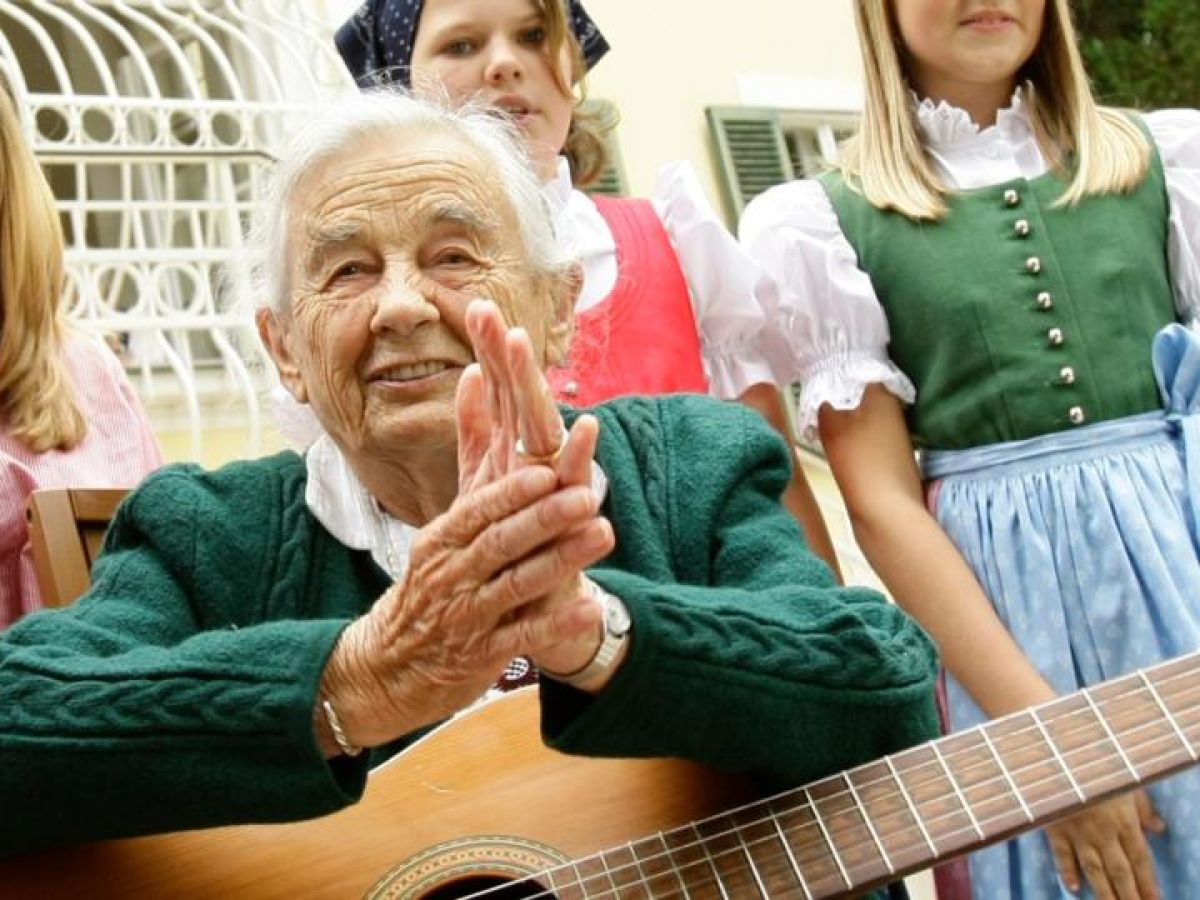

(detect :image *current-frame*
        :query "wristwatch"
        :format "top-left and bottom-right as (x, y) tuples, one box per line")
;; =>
(546, 579), (631, 688)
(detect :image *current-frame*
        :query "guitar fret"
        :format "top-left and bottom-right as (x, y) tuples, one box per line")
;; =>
(547, 862), (589, 900)
(724, 807), (806, 899)
(842, 773), (894, 874)
(803, 787), (852, 889)
(976, 724), (1033, 823)
(768, 807), (814, 900)
(660, 826), (721, 900)
(600, 840), (660, 900)
(629, 841), (652, 898)
(740, 842), (770, 900)
(885, 754), (938, 857)
(690, 823), (732, 900)
(1029, 707), (1086, 803)
(598, 849), (623, 897)
(898, 749), (977, 849)
(572, 855), (617, 900)
(1139, 669), (1198, 761)
(656, 832), (692, 900)
(1082, 686), (1139, 779)
(930, 740), (984, 839)
(693, 815), (776, 900)
(769, 793), (852, 894)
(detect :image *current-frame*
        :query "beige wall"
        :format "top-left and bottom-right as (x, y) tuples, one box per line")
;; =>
(585, 1), (860, 203)
(320, 0), (862, 211)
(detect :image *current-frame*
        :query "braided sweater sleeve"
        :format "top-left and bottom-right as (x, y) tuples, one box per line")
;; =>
(0, 454), (375, 856)
(543, 396), (940, 787)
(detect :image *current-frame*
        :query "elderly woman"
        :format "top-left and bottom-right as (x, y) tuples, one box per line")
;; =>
(0, 91), (937, 859)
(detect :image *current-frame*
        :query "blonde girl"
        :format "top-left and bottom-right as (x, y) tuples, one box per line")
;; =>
(741, 1), (1200, 898)
(0, 84), (161, 626)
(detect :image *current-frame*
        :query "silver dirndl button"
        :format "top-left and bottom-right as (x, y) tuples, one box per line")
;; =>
(1014, 219), (1031, 237)
(1047, 327), (1065, 346)
(1068, 405), (1086, 425)
(1026, 256), (1042, 274)
(1036, 291), (1054, 310)
(1004, 188), (1020, 207)
(1059, 365), (1076, 385)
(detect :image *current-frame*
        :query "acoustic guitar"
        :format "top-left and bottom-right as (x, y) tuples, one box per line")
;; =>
(2, 650), (1198, 899)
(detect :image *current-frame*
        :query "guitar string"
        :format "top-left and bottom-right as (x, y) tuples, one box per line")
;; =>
(449, 664), (1199, 900)
(540, 669), (1200, 894)
(519, 712), (1200, 900)
(616, 676), (1200, 898)
(532, 724), (1198, 900)
(669, 669), (1200, 868)
(454, 669), (1200, 899)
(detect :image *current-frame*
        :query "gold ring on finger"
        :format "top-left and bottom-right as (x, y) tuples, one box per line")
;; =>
(514, 436), (563, 467)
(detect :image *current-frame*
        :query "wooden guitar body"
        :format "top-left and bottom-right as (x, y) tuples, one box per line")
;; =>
(0, 689), (752, 899)
(4, 651), (1199, 898)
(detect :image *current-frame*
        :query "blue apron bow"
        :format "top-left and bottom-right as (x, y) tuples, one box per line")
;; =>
(1154, 323), (1200, 523)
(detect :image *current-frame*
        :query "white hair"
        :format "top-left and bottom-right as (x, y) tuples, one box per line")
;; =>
(246, 88), (575, 314)
(244, 88), (576, 448)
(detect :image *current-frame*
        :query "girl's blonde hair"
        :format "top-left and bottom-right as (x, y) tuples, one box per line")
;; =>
(0, 85), (84, 452)
(538, 0), (615, 189)
(841, 0), (1151, 220)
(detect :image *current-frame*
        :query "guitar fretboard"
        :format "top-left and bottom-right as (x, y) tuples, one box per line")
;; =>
(533, 651), (1200, 900)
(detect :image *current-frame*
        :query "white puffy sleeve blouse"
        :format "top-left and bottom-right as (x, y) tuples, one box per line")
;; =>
(738, 97), (1200, 438)
(545, 159), (777, 399)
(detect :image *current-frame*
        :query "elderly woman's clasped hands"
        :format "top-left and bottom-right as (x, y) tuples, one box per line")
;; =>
(318, 299), (615, 756)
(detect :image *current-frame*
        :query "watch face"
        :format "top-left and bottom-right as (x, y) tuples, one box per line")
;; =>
(603, 594), (632, 636)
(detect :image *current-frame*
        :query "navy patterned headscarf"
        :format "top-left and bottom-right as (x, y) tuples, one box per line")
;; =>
(334, 0), (609, 88)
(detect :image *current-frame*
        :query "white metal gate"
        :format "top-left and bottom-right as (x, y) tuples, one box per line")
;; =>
(1, 0), (352, 459)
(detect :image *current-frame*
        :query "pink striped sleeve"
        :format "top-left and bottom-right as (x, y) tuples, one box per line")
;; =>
(0, 334), (164, 627)
(0, 458), (40, 629)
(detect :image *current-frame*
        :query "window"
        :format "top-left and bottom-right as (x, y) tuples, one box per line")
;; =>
(705, 104), (858, 227)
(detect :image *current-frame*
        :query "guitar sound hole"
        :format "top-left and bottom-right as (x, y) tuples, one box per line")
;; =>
(425, 875), (554, 900)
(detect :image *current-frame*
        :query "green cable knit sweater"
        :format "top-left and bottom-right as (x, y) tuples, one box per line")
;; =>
(0, 395), (938, 857)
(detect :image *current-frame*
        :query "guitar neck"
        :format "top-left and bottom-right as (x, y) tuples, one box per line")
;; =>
(548, 652), (1200, 900)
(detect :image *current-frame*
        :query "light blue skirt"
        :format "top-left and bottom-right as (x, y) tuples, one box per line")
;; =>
(923, 324), (1200, 899)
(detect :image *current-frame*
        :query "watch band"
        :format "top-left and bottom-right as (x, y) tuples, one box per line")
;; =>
(543, 579), (630, 689)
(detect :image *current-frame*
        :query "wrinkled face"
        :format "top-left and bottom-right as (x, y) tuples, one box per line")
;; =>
(893, 0), (1045, 102)
(265, 129), (566, 460)
(410, 0), (575, 180)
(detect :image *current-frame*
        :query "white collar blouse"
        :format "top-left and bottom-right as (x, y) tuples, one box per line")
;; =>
(543, 157), (777, 398)
(739, 94), (1200, 439)
(303, 432), (608, 584)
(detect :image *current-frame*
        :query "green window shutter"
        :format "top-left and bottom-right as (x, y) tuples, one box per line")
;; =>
(581, 97), (628, 197)
(787, 135), (807, 181)
(588, 153), (627, 196)
(705, 106), (794, 224)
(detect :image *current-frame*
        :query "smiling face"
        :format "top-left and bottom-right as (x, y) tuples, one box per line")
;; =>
(409, 0), (575, 180)
(262, 127), (567, 462)
(893, 0), (1045, 113)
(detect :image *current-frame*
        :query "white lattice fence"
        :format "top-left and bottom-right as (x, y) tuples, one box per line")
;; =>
(1, 0), (352, 459)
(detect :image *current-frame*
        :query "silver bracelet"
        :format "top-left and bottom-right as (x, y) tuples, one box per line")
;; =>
(321, 698), (363, 757)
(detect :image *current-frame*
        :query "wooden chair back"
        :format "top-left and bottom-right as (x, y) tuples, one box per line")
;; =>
(25, 488), (128, 608)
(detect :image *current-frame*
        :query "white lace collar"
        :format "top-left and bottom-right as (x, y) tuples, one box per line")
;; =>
(914, 88), (1032, 150)
(304, 429), (610, 583)
(304, 434), (416, 581)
